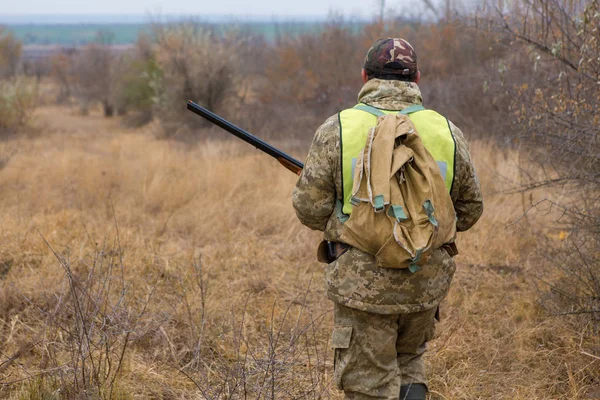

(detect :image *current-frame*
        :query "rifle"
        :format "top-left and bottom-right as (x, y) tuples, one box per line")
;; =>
(186, 100), (304, 175)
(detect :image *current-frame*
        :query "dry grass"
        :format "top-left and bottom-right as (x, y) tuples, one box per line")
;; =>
(0, 106), (598, 399)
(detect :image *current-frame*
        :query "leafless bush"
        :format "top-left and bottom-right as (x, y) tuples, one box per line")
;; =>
(264, 18), (362, 115)
(150, 22), (240, 136)
(179, 293), (332, 398)
(1, 224), (161, 399)
(1, 223), (332, 399)
(22, 57), (52, 81)
(0, 27), (22, 78)
(157, 256), (332, 399)
(259, 17), (507, 136)
(0, 77), (37, 135)
(50, 49), (77, 104)
(73, 43), (117, 116)
(114, 34), (161, 127)
(536, 232), (600, 327)
(0, 28), (34, 135)
(479, 0), (600, 326)
(42, 241), (140, 398)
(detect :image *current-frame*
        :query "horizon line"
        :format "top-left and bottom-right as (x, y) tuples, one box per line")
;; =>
(0, 13), (373, 25)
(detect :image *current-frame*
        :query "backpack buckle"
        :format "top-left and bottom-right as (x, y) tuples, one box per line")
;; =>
(388, 205), (408, 222)
(373, 195), (385, 213)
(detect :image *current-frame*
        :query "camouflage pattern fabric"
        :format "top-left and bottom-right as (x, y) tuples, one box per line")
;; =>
(292, 78), (484, 314)
(293, 77), (483, 398)
(332, 302), (436, 399)
(363, 38), (418, 78)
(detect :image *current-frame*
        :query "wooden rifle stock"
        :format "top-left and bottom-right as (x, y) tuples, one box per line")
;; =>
(277, 157), (303, 175)
(186, 100), (304, 175)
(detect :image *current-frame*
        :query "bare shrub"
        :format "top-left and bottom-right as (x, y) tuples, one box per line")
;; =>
(480, 0), (600, 326)
(73, 42), (117, 116)
(264, 18), (362, 115)
(0, 28), (34, 135)
(183, 305), (332, 399)
(3, 226), (163, 399)
(39, 239), (140, 398)
(169, 260), (332, 399)
(260, 17), (506, 135)
(66, 30), (141, 117)
(0, 27), (22, 79)
(0, 77), (37, 135)
(22, 59), (49, 82)
(151, 22), (240, 136)
(537, 234), (600, 326)
(115, 34), (162, 127)
(399, 21), (506, 131)
(50, 49), (78, 104)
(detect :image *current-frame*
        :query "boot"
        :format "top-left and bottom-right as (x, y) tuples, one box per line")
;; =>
(399, 383), (427, 400)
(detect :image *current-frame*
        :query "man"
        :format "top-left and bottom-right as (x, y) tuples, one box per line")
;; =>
(292, 38), (483, 400)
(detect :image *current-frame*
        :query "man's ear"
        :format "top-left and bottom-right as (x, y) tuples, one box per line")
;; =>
(414, 70), (421, 84)
(361, 69), (369, 83)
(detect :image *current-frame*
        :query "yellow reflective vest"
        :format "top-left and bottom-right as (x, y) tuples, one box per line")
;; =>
(338, 103), (456, 216)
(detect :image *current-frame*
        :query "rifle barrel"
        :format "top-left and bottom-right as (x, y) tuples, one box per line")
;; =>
(186, 101), (304, 174)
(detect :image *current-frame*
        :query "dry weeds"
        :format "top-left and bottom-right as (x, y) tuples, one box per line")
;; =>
(0, 106), (598, 399)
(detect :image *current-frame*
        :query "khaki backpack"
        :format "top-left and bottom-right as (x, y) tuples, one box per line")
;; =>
(340, 108), (457, 272)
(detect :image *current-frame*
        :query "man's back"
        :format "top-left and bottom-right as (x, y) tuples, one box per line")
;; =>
(292, 37), (483, 400)
(293, 78), (483, 314)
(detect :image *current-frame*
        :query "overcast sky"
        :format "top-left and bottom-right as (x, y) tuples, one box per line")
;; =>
(0, 0), (392, 20)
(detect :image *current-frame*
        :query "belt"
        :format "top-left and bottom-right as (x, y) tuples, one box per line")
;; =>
(317, 241), (350, 263)
(441, 242), (459, 257)
(317, 241), (457, 264)
(327, 242), (350, 261)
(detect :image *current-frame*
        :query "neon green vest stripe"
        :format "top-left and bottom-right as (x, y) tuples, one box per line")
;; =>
(339, 104), (456, 215)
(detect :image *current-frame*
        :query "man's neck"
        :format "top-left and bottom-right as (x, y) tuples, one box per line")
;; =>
(357, 79), (423, 111)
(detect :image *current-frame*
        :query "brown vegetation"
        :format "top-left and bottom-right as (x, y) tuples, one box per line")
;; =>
(0, 108), (597, 398)
(0, 0), (599, 397)
(480, 0), (600, 327)
(0, 77), (37, 134)
(72, 42), (118, 116)
(0, 28), (37, 136)
(0, 27), (21, 79)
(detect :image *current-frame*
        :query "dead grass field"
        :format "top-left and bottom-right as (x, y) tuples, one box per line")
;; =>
(0, 106), (598, 399)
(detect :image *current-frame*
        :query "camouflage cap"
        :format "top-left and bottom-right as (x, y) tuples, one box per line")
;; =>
(363, 38), (418, 78)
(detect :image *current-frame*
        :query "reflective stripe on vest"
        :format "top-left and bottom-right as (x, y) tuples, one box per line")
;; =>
(338, 103), (456, 216)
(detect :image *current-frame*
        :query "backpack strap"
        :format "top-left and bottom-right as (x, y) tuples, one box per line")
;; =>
(354, 103), (426, 116)
(400, 104), (426, 115)
(354, 104), (386, 117)
(335, 199), (349, 223)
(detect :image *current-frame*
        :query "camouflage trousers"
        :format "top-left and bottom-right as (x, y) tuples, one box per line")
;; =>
(331, 302), (437, 399)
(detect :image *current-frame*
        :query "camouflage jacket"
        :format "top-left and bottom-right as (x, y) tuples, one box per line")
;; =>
(292, 79), (484, 314)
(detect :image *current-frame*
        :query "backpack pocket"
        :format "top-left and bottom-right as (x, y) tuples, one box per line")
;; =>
(375, 218), (435, 270)
(375, 232), (408, 268)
